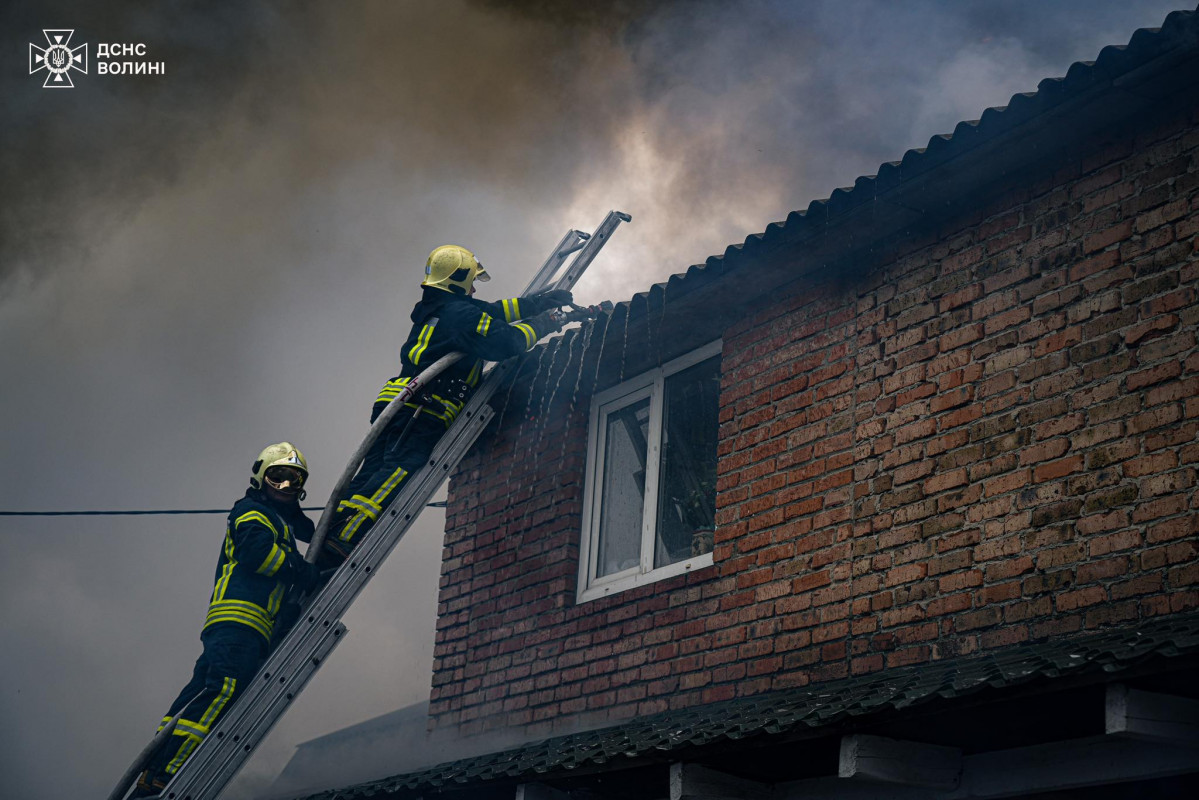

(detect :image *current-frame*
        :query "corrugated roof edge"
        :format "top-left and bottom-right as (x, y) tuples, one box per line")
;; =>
(608, 7), (1198, 323)
(293, 610), (1199, 799)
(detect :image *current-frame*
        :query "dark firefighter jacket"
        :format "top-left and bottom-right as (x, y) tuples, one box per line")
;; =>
(375, 287), (560, 424)
(203, 489), (315, 643)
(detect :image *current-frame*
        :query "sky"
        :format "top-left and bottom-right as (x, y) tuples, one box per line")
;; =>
(0, 1), (1189, 798)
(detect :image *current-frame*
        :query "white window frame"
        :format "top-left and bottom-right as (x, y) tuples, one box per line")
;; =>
(577, 339), (722, 603)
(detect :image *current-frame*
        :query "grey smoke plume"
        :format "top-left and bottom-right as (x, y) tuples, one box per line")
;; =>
(6, 0), (1181, 295)
(0, 2), (1185, 799)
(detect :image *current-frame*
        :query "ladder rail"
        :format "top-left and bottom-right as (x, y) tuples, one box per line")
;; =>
(168, 402), (500, 797)
(526, 229), (588, 293)
(302, 387), (506, 626)
(147, 211), (629, 800)
(161, 372), (501, 800)
(551, 211), (630, 291)
(305, 209), (629, 561)
(168, 621), (348, 800)
(305, 211), (623, 562)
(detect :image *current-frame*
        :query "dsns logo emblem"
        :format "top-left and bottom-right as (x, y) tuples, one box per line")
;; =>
(29, 29), (88, 88)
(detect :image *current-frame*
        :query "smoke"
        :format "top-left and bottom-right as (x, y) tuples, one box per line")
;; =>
(0, 0), (633, 292)
(4, 1), (1183, 294)
(2, 2), (279, 287)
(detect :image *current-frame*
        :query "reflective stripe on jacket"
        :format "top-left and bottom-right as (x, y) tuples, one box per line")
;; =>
(374, 288), (558, 421)
(203, 490), (315, 642)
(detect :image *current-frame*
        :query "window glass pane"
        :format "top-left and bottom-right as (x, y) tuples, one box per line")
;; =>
(596, 396), (650, 577)
(655, 356), (720, 568)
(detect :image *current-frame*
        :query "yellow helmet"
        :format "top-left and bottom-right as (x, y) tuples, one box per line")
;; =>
(250, 442), (309, 492)
(422, 244), (490, 295)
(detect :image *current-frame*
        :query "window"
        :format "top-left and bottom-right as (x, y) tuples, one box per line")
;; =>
(578, 340), (721, 601)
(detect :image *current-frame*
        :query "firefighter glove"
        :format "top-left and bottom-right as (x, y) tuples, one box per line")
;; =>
(533, 288), (574, 308)
(294, 559), (323, 593)
(529, 310), (564, 335)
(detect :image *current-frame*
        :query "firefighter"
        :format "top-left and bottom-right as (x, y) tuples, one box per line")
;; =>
(133, 443), (321, 797)
(319, 244), (570, 566)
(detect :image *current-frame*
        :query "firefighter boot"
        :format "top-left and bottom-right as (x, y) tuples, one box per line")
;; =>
(130, 769), (167, 798)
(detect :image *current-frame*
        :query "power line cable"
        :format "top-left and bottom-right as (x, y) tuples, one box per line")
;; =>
(0, 508), (322, 516)
(0, 501), (447, 517)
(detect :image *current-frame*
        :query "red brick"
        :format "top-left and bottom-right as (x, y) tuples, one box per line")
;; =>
(1148, 517), (1198, 544)
(1083, 220), (1134, 255)
(1090, 530), (1143, 557)
(1124, 314), (1179, 347)
(1111, 574), (1163, 600)
(885, 563), (928, 587)
(1142, 469), (1196, 497)
(1020, 438), (1069, 466)
(983, 470), (1030, 497)
(941, 404), (985, 430)
(981, 626), (1030, 649)
(1127, 362), (1183, 391)
(1057, 586), (1108, 611)
(979, 581), (1021, 604)
(1077, 511), (1129, 536)
(924, 468), (968, 494)
(1132, 494), (1188, 524)
(1034, 456), (1083, 482)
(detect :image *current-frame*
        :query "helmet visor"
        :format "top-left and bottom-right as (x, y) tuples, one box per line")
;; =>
(265, 465), (306, 492)
(474, 260), (490, 282)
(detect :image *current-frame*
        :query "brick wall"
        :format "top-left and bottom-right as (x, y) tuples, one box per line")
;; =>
(430, 102), (1199, 738)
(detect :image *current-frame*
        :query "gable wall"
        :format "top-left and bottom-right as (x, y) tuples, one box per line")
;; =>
(431, 100), (1199, 739)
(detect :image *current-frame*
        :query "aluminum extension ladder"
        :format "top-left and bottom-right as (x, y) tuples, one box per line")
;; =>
(146, 211), (630, 800)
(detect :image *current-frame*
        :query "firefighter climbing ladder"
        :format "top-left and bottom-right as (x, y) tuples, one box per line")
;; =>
(139, 210), (631, 800)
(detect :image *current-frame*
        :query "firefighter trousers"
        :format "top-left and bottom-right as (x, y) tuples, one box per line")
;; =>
(144, 624), (268, 781)
(321, 405), (446, 566)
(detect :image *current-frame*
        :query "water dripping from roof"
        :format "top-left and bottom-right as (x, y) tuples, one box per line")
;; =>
(493, 337), (550, 436)
(543, 312), (610, 497)
(658, 280), (670, 353)
(617, 302), (632, 384)
(535, 335), (573, 438)
(542, 330), (586, 483)
(646, 289), (657, 367)
(521, 339), (569, 502)
(568, 311), (599, 405)
(492, 360), (523, 436)
(587, 309), (614, 399)
(520, 332), (589, 539)
(504, 342), (554, 525)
